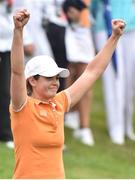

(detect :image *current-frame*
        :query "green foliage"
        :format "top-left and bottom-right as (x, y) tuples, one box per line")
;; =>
(1, 79), (135, 178)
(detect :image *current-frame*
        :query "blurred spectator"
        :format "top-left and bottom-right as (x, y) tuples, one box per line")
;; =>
(91, 0), (135, 144)
(21, 0), (53, 58)
(22, 0), (68, 91)
(0, 0), (33, 148)
(63, 0), (95, 146)
(13, 0), (34, 61)
(43, 0), (68, 91)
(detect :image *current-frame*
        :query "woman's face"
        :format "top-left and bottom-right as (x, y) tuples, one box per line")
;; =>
(29, 75), (60, 100)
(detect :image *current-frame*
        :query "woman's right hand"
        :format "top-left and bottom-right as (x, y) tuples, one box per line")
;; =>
(13, 9), (30, 29)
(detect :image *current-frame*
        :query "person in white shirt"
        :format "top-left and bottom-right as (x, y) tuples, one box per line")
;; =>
(63, 0), (95, 146)
(41, 0), (69, 91)
(0, 0), (33, 148)
(20, 0), (53, 57)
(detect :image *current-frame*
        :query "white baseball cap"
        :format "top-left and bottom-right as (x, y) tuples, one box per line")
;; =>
(25, 55), (70, 79)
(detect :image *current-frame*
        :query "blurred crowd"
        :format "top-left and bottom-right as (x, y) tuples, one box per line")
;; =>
(0, 0), (135, 149)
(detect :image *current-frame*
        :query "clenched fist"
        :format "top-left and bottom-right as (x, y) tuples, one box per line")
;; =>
(13, 9), (30, 29)
(112, 19), (126, 37)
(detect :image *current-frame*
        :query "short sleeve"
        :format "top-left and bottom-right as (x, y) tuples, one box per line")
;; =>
(55, 90), (71, 113)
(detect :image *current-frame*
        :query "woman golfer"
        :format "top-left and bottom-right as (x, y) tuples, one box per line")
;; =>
(10, 9), (125, 178)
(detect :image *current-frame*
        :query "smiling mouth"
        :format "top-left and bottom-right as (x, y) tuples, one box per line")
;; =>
(50, 87), (58, 91)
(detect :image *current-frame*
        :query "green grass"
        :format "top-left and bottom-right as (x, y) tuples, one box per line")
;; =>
(1, 79), (135, 178)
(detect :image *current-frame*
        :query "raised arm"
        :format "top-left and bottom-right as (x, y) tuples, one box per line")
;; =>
(66, 19), (126, 108)
(10, 9), (30, 110)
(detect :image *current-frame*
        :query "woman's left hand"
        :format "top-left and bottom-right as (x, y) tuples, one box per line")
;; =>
(112, 19), (126, 37)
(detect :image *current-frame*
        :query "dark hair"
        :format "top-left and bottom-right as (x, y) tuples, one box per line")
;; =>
(26, 75), (40, 96)
(62, 0), (87, 14)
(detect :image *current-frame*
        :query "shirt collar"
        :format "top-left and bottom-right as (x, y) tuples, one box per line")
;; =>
(29, 96), (55, 105)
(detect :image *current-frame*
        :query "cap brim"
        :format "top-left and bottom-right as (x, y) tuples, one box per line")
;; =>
(39, 68), (70, 78)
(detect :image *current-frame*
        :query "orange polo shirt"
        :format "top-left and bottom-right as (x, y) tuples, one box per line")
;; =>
(10, 90), (70, 179)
